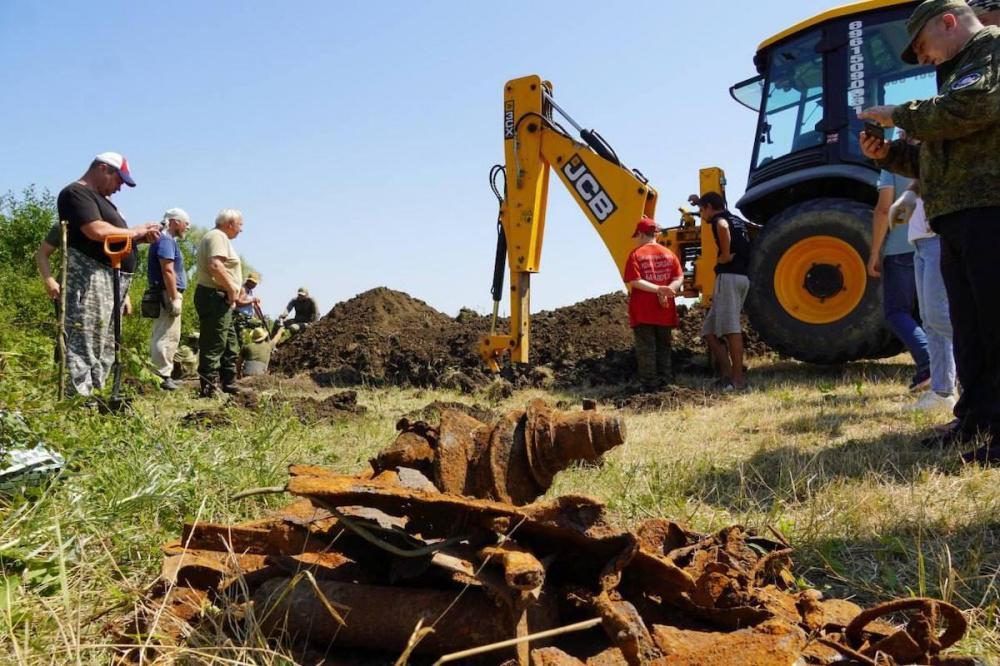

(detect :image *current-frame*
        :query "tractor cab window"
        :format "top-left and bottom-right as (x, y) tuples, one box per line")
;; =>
(844, 17), (936, 157)
(731, 75), (764, 112)
(754, 31), (825, 169)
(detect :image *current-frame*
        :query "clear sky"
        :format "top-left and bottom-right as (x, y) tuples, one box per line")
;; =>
(0, 0), (837, 318)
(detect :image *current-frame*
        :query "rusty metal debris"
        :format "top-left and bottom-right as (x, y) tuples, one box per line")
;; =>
(115, 400), (973, 665)
(375, 398), (626, 505)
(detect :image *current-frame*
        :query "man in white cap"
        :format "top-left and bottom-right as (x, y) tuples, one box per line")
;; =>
(147, 208), (191, 390)
(56, 152), (162, 397)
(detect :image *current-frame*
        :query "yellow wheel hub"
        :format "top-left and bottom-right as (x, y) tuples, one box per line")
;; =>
(773, 236), (866, 325)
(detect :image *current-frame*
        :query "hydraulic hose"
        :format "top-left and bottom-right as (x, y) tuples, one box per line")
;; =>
(489, 218), (507, 336)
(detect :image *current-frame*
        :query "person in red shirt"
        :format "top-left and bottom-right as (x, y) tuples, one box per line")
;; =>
(624, 216), (684, 392)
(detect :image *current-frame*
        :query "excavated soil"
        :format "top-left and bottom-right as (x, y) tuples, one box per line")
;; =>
(400, 400), (497, 424)
(288, 391), (367, 422)
(271, 287), (772, 390)
(612, 386), (724, 412)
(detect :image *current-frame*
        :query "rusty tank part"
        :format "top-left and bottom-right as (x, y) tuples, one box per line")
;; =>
(117, 399), (973, 666)
(374, 399), (625, 505)
(479, 542), (546, 591)
(592, 592), (661, 666)
(844, 597), (968, 663)
(651, 620), (808, 665)
(252, 576), (547, 656)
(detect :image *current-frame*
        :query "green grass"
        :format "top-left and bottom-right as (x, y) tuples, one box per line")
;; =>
(0, 352), (998, 664)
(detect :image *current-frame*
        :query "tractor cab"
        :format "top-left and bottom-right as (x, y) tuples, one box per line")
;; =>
(733, 0), (936, 221)
(726, 0), (938, 364)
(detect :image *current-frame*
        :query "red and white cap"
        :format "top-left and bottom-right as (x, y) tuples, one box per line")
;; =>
(94, 152), (136, 187)
(632, 216), (658, 237)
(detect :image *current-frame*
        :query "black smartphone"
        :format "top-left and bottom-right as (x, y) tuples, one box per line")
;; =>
(863, 122), (885, 142)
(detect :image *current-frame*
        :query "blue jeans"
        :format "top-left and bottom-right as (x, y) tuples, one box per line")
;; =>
(882, 252), (930, 375)
(913, 237), (956, 395)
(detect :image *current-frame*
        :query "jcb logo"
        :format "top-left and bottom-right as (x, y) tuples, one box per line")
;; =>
(504, 101), (515, 140)
(562, 155), (617, 223)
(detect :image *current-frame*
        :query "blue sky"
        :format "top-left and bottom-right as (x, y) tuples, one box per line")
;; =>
(1, 0), (837, 317)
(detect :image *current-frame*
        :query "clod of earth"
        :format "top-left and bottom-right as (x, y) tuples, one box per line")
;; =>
(116, 399), (970, 665)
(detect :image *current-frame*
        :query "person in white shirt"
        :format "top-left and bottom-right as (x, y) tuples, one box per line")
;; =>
(892, 186), (957, 414)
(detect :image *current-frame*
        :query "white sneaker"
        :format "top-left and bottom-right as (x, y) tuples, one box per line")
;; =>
(905, 391), (957, 413)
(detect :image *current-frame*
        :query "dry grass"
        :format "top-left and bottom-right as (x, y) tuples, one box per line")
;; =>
(0, 354), (998, 663)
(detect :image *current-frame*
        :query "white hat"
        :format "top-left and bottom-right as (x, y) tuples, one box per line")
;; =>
(162, 208), (191, 225)
(94, 152), (136, 187)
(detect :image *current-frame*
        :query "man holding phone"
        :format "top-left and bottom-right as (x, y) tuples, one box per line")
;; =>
(859, 0), (1000, 462)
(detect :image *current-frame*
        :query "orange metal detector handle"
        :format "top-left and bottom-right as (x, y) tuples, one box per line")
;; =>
(103, 234), (133, 269)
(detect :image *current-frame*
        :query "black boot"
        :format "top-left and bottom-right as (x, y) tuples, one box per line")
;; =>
(220, 371), (243, 395)
(198, 378), (217, 398)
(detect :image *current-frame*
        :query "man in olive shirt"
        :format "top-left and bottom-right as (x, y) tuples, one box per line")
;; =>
(56, 152), (161, 397)
(194, 209), (244, 397)
(240, 327), (274, 377)
(860, 0), (1000, 461)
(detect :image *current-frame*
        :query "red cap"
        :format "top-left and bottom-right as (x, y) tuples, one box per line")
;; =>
(632, 216), (658, 237)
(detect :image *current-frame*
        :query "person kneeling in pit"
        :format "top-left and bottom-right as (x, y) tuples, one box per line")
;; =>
(240, 327), (274, 377)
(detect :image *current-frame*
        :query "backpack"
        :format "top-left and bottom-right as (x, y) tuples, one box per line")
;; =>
(723, 212), (753, 259)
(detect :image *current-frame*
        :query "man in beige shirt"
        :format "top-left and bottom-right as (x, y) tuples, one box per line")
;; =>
(194, 209), (244, 397)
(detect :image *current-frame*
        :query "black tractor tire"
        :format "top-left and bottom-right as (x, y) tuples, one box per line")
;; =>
(745, 197), (900, 364)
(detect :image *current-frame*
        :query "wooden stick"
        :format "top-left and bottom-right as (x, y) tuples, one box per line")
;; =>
(431, 617), (602, 665)
(230, 485), (285, 501)
(57, 220), (68, 400)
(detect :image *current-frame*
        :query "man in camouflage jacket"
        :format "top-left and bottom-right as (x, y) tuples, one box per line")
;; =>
(860, 0), (1000, 462)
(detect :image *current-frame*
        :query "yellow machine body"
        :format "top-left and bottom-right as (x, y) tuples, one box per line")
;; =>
(659, 168), (728, 307)
(480, 75), (658, 371)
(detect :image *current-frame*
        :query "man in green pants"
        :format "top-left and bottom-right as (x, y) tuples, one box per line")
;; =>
(194, 209), (244, 397)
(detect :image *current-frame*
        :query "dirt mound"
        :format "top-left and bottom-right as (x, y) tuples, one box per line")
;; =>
(179, 409), (233, 430)
(271, 287), (487, 388)
(272, 287), (771, 389)
(612, 386), (723, 412)
(288, 391), (366, 422)
(400, 400), (496, 424)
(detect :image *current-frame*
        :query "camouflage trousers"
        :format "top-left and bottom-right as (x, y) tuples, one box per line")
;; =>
(633, 324), (673, 391)
(64, 249), (133, 397)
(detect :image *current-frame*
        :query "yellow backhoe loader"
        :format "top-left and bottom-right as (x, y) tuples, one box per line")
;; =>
(482, 0), (935, 371)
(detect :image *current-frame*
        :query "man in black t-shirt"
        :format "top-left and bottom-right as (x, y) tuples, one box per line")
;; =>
(56, 152), (162, 397)
(696, 192), (752, 390)
(279, 287), (319, 333)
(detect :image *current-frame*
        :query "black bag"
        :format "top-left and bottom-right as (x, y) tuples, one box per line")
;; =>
(725, 213), (753, 259)
(140, 287), (161, 319)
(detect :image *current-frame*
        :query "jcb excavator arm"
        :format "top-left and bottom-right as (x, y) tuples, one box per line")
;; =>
(480, 75), (659, 372)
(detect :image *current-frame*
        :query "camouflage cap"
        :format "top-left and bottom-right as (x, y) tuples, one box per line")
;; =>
(968, 0), (1000, 14)
(902, 0), (972, 64)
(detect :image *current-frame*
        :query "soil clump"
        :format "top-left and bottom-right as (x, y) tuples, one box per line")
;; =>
(401, 400), (496, 424)
(287, 391), (367, 422)
(612, 386), (723, 412)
